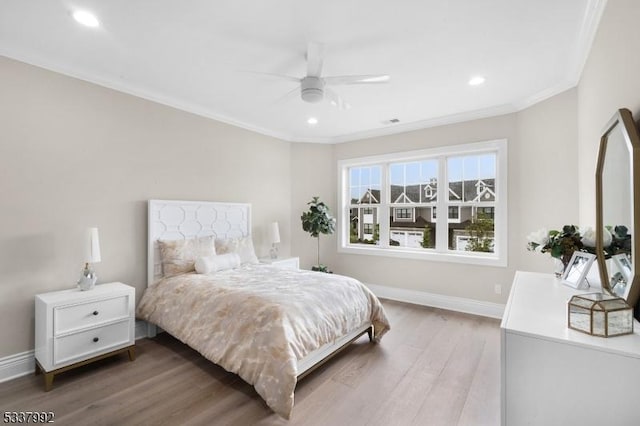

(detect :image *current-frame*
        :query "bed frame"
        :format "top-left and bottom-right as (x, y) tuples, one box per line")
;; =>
(146, 199), (373, 379)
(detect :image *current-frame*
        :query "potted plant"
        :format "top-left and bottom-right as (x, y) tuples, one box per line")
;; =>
(301, 196), (336, 272)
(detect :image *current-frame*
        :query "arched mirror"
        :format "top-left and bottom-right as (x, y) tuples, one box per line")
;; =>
(596, 108), (640, 318)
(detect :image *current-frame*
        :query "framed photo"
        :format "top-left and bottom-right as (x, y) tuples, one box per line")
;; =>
(562, 252), (596, 289)
(611, 253), (633, 298)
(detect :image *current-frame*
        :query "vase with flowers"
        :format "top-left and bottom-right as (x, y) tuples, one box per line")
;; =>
(527, 225), (631, 277)
(527, 225), (584, 277)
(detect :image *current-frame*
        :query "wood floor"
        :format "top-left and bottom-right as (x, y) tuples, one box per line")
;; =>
(0, 300), (500, 426)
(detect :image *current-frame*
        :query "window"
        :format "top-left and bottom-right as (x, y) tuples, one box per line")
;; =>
(338, 139), (507, 266)
(448, 206), (459, 220)
(394, 208), (413, 220)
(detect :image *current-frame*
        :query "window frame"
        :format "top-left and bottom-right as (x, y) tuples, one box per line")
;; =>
(337, 139), (508, 267)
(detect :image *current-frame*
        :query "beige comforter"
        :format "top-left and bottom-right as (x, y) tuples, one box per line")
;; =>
(136, 265), (390, 418)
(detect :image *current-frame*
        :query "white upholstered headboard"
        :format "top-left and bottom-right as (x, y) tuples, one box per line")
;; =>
(147, 200), (251, 286)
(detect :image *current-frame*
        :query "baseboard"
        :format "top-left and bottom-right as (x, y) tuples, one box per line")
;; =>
(365, 282), (505, 319)
(0, 320), (150, 384)
(0, 350), (35, 384)
(134, 319), (149, 340)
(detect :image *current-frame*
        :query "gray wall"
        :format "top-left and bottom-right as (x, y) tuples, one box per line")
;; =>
(4, 0), (640, 358)
(578, 0), (640, 225)
(291, 89), (579, 303)
(0, 56), (292, 357)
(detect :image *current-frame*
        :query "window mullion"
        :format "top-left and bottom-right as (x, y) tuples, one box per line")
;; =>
(435, 155), (448, 253)
(379, 163), (390, 249)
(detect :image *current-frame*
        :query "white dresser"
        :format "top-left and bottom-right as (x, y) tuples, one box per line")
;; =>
(259, 256), (300, 270)
(35, 282), (135, 390)
(501, 271), (640, 425)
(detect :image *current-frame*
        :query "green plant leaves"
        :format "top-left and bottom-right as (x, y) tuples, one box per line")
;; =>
(301, 197), (336, 238)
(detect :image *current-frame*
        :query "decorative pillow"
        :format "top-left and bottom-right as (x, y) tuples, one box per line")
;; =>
(158, 236), (216, 277)
(195, 253), (241, 274)
(215, 236), (259, 265)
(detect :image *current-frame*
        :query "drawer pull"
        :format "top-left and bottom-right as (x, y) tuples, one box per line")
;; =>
(92, 311), (99, 316)
(92, 337), (99, 343)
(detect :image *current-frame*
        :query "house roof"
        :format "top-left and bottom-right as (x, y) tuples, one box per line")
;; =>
(380, 178), (495, 204)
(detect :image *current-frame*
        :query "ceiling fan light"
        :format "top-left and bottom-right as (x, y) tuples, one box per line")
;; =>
(301, 88), (323, 103)
(301, 76), (324, 103)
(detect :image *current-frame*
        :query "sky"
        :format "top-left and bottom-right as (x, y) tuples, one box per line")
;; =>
(349, 153), (496, 187)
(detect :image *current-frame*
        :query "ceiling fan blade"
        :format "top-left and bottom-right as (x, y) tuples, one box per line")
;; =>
(325, 88), (351, 110)
(324, 74), (390, 85)
(306, 42), (324, 77)
(240, 70), (300, 83)
(273, 86), (300, 105)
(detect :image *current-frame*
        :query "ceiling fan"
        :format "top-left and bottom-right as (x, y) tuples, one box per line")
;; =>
(249, 42), (390, 109)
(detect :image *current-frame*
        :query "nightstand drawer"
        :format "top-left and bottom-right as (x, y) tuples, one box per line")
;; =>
(54, 295), (130, 335)
(53, 320), (131, 366)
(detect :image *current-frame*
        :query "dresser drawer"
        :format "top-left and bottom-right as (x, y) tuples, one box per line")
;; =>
(53, 320), (131, 366)
(54, 295), (130, 335)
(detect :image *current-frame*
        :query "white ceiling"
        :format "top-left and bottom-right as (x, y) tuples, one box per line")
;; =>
(0, 0), (606, 143)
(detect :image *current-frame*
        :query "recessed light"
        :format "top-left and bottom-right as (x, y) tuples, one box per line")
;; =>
(468, 76), (486, 86)
(307, 117), (318, 125)
(73, 10), (100, 28)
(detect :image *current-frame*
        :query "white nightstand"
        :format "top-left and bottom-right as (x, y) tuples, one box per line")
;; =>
(259, 256), (300, 270)
(35, 282), (135, 391)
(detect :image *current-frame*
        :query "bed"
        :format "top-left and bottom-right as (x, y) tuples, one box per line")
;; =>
(136, 200), (390, 419)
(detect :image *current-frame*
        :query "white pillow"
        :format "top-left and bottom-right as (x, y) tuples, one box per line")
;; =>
(158, 235), (216, 277)
(195, 253), (241, 274)
(215, 236), (259, 264)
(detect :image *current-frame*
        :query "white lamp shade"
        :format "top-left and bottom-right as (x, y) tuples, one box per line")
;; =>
(269, 222), (281, 244)
(85, 227), (101, 263)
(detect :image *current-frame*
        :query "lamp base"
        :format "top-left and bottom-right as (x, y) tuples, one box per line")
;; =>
(77, 263), (97, 291)
(269, 244), (278, 259)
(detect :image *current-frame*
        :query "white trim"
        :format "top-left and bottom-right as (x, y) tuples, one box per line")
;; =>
(0, 350), (35, 384)
(0, 50), (518, 144)
(365, 283), (505, 319)
(0, 0), (606, 150)
(0, 47), (290, 143)
(0, 320), (150, 383)
(338, 139), (508, 267)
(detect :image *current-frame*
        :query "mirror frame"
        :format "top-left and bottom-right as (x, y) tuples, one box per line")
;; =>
(596, 108), (640, 314)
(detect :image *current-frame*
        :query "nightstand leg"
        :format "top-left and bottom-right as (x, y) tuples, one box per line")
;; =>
(127, 347), (136, 361)
(43, 372), (54, 392)
(35, 362), (41, 376)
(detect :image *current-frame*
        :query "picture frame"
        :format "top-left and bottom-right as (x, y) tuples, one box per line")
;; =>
(562, 252), (596, 289)
(610, 253), (633, 298)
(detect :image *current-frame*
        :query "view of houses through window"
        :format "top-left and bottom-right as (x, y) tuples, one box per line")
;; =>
(346, 147), (499, 256)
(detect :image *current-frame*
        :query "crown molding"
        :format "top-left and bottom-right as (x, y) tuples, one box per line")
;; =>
(1, 0), (607, 146)
(512, 0), (607, 111)
(0, 48), (293, 143)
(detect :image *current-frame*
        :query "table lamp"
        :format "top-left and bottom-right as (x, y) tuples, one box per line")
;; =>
(78, 227), (101, 291)
(269, 222), (280, 259)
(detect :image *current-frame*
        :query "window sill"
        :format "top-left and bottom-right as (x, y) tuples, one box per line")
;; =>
(338, 244), (507, 267)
